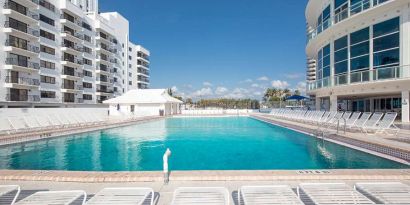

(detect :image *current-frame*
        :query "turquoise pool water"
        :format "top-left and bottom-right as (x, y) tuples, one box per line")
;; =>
(0, 117), (407, 171)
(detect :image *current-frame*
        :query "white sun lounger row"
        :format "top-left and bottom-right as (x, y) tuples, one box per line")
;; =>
(2, 182), (409, 205)
(269, 109), (400, 136)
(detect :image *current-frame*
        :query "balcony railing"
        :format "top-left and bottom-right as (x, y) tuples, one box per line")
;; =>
(97, 89), (114, 93)
(4, 21), (39, 37)
(62, 84), (83, 90)
(61, 30), (83, 40)
(5, 76), (40, 86)
(62, 70), (84, 77)
(60, 14), (82, 26)
(96, 78), (108, 82)
(61, 43), (83, 52)
(308, 65), (409, 91)
(61, 57), (83, 65)
(3, 2), (39, 20)
(5, 58), (40, 69)
(6, 94), (40, 102)
(5, 40), (40, 53)
(307, 0), (390, 44)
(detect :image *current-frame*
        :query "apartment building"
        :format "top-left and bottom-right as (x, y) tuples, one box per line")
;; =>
(305, 0), (410, 122)
(0, 0), (150, 107)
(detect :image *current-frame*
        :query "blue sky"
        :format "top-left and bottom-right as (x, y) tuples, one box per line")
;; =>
(99, 0), (308, 99)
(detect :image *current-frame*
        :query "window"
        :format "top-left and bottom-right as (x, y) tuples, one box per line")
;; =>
(41, 91), (55, 98)
(317, 5), (331, 33)
(82, 22), (91, 31)
(40, 75), (55, 84)
(40, 60), (55, 69)
(334, 36), (348, 74)
(40, 29), (55, 41)
(317, 44), (330, 79)
(39, 0), (55, 12)
(8, 0), (27, 15)
(83, 46), (92, 54)
(8, 35), (27, 50)
(129, 55), (132, 60)
(62, 12), (75, 23)
(84, 35), (91, 42)
(83, 70), (92, 77)
(40, 45), (55, 55)
(83, 58), (92, 66)
(83, 82), (92, 88)
(350, 27), (369, 71)
(129, 81), (132, 85)
(83, 94), (92, 100)
(129, 72), (132, 77)
(129, 47), (132, 52)
(373, 17), (400, 68)
(8, 18), (27, 33)
(39, 14), (54, 26)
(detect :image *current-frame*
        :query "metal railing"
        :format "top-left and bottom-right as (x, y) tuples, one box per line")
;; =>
(6, 94), (40, 102)
(307, 0), (391, 43)
(4, 21), (39, 37)
(60, 14), (82, 26)
(61, 43), (83, 52)
(308, 65), (409, 91)
(61, 84), (83, 90)
(5, 40), (40, 53)
(5, 58), (40, 69)
(97, 89), (114, 93)
(62, 70), (84, 77)
(5, 76), (40, 86)
(3, 2), (39, 20)
(61, 57), (83, 65)
(61, 30), (83, 40)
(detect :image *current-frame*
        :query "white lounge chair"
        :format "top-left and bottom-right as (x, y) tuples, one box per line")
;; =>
(0, 185), (20, 205)
(86, 187), (154, 205)
(360, 112), (384, 134)
(354, 182), (410, 204)
(171, 187), (229, 205)
(349, 112), (372, 130)
(363, 112), (400, 136)
(238, 185), (303, 205)
(15, 190), (86, 205)
(297, 183), (375, 204)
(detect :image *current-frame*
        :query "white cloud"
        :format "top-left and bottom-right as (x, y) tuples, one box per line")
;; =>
(171, 86), (178, 92)
(215, 86), (229, 95)
(257, 76), (269, 81)
(271, 80), (290, 89)
(192, 87), (213, 97)
(203, 82), (213, 87)
(284, 73), (303, 79)
(251, 83), (259, 88)
(294, 81), (307, 95)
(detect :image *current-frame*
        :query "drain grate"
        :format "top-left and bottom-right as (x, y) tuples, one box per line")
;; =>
(297, 170), (331, 174)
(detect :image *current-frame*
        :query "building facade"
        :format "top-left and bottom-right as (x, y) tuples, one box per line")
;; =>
(305, 0), (410, 122)
(0, 0), (150, 108)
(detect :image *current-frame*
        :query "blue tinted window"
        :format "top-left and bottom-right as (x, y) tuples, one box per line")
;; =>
(335, 61), (348, 74)
(323, 56), (330, 67)
(323, 6), (331, 19)
(350, 27), (369, 45)
(373, 17), (399, 38)
(323, 67), (330, 77)
(323, 44), (330, 56)
(334, 36), (347, 51)
(351, 55), (369, 71)
(318, 59), (322, 70)
(351, 42), (369, 58)
(335, 0), (348, 8)
(335, 48), (347, 63)
(374, 49), (399, 67)
(373, 32), (399, 52)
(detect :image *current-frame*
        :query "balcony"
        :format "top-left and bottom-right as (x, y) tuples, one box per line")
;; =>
(96, 89), (114, 96)
(307, 65), (409, 91)
(60, 14), (82, 30)
(307, 0), (391, 44)
(6, 94), (40, 102)
(61, 43), (83, 55)
(12, 0), (38, 8)
(61, 83), (83, 92)
(4, 76), (40, 88)
(4, 39), (40, 56)
(3, 2), (39, 24)
(137, 53), (150, 61)
(137, 63), (150, 69)
(61, 30), (83, 42)
(137, 77), (150, 83)
(5, 58), (40, 72)
(61, 57), (83, 67)
(61, 69), (84, 79)
(4, 21), (39, 39)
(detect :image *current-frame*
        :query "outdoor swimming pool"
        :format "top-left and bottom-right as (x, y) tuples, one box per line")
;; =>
(0, 117), (407, 171)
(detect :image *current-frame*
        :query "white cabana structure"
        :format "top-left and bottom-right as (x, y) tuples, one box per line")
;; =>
(103, 89), (183, 117)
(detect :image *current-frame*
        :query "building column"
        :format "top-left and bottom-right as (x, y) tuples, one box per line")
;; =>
(402, 91), (410, 123)
(330, 95), (338, 111)
(315, 97), (321, 110)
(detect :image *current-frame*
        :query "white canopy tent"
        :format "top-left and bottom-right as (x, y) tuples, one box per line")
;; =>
(103, 89), (183, 117)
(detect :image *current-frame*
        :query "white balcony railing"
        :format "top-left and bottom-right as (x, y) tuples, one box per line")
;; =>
(307, 65), (409, 91)
(307, 0), (391, 44)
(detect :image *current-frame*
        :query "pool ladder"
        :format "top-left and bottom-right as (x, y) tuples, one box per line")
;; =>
(316, 117), (346, 140)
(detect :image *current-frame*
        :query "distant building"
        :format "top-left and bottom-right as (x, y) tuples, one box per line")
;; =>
(0, 0), (150, 108)
(305, 0), (410, 122)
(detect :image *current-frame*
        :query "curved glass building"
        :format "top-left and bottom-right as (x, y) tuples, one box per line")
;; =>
(305, 0), (410, 122)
